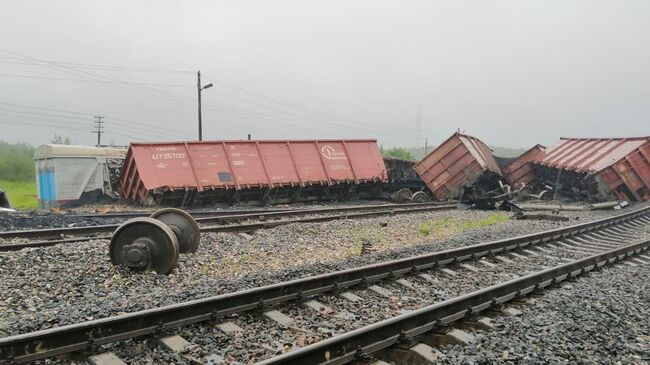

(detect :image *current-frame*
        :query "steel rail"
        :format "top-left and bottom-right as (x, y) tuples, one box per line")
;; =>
(199, 204), (457, 233)
(0, 204), (455, 251)
(73, 207), (293, 219)
(0, 206), (647, 363)
(193, 201), (452, 225)
(0, 202), (446, 240)
(258, 238), (650, 365)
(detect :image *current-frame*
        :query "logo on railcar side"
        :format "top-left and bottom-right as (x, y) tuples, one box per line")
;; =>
(321, 145), (347, 160)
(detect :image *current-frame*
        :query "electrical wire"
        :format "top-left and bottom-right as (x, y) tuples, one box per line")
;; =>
(0, 73), (193, 87)
(0, 103), (196, 139)
(0, 110), (190, 141)
(0, 49), (426, 140)
(0, 56), (193, 74)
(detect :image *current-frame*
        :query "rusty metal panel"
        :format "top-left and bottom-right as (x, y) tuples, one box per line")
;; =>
(413, 132), (503, 200)
(538, 137), (648, 172)
(536, 137), (650, 201)
(119, 139), (387, 204)
(502, 144), (546, 187)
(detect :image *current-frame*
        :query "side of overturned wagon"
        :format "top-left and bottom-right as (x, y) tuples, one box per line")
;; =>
(413, 132), (505, 203)
(119, 139), (389, 206)
(531, 137), (650, 202)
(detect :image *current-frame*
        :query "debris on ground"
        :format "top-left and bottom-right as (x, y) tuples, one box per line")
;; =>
(0, 190), (11, 210)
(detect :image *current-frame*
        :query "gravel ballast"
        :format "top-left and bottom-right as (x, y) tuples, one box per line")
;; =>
(436, 262), (650, 364)
(0, 205), (645, 337)
(95, 218), (649, 364)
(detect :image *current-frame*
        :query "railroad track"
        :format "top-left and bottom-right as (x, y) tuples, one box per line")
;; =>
(71, 207), (294, 220)
(0, 206), (648, 364)
(0, 202), (455, 251)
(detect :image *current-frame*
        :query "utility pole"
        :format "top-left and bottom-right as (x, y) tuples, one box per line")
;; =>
(197, 70), (213, 141)
(197, 71), (203, 141)
(424, 137), (428, 156)
(92, 116), (104, 147)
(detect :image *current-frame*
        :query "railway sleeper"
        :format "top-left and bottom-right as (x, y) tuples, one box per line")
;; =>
(2, 210), (648, 364)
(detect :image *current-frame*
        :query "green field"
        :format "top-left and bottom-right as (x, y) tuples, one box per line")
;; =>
(0, 179), (38, 210)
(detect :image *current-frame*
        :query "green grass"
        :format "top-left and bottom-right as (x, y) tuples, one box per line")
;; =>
(418, 213), (510, 237)
(0, 179), (38, 210)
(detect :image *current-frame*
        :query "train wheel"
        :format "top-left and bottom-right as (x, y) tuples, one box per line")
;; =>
(109, 217), (180, 275)
(150, 208), (201, 253)
(411, 191), (429, 203)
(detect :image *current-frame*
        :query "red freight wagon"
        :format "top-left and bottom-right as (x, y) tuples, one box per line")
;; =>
(120, 139), (388, 206)
(413, 132), (503, 200)
(502, 144), (546, 188)
(534, 137), (650, 202)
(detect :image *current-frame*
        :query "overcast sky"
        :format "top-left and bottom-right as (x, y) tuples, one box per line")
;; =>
(0, 1), (648, 149)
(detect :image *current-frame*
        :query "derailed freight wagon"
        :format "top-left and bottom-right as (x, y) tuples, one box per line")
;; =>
(413, 132), (504, 201)
(531, 137), (650, 202)
(502, 144), (546, 188)
(120, 139), (388, 206)
(34, 144), (126, 208)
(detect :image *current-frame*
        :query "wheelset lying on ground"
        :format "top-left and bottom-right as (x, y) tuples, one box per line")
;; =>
(109, 208), (200, 274)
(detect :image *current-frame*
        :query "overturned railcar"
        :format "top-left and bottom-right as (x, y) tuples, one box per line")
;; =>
(532, 137), (650, 202)
(119, 139), (388, 206)
(502, 144), (546, 188)
(413, 132), (504, 201)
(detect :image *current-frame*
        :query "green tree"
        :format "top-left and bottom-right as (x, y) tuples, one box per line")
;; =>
(51, 134), (74, 145)
(383, 147), (414, 161)
(0, 141), (35, 181)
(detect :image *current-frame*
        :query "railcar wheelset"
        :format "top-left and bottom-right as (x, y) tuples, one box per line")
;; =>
(109, 208), (201, 274)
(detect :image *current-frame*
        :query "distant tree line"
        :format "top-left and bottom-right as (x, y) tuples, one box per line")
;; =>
(382, 145), (528, 162)
(382, 147), (415, 161)
(0, 141), (35, 181)
(0, 135), (74, 182)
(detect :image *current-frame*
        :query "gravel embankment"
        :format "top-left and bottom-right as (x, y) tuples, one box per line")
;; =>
(437, 262), (650, 364)
(0, 204), (645, 338)
(99, 227), (648, 364)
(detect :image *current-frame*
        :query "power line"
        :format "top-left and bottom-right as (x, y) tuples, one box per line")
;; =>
(0, 119), (87, 132)
(2, 115), (171, 142)
(200, 96), (421, 137)
(0, 108), (90, 122)
(202, 73), (376, 125)
(0, 49), (417, 137)
(0, 48), (434, 141)
(0, 49), (204, 110)
(0, 56), (193, 74)
(0, 102), (94, 116)
(0, 72), (193, 87)
(203, 85), (420, 135)
(0, 103), (197, 139)
(201, 73), (440, 135)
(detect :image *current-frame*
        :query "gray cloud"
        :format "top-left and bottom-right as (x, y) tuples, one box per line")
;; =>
(0, 0), (648, 149)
